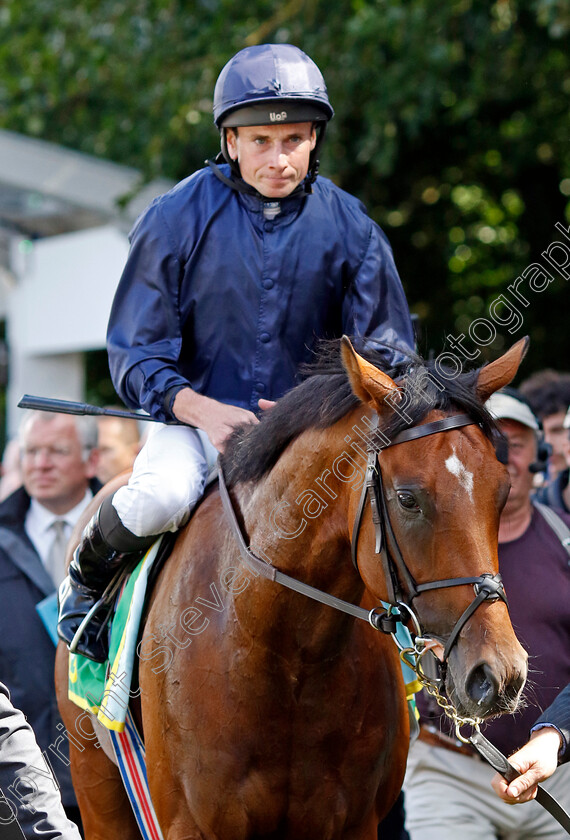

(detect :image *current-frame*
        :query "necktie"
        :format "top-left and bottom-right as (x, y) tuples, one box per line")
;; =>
(46, 520), (68, 587)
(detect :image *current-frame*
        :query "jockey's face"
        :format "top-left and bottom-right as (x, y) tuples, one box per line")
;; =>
(226, 122), (316, 198)
(20, 414), (98, 514)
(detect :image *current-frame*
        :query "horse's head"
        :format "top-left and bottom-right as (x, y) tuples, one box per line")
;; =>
(342, 337), (528, 719)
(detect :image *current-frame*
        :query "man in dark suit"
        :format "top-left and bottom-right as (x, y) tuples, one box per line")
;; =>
(0, 411), (100, 830)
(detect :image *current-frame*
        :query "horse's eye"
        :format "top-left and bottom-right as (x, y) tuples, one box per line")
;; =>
(397, 491), (420, 511)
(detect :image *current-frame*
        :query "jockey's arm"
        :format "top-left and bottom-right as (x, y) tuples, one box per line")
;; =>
(172, 387), (259, 453)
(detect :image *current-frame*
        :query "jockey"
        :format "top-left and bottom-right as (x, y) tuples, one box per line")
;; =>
(57, 43), (415, 662)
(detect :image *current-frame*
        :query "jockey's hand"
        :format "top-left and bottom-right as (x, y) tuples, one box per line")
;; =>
(172, 388), (258, 452)
(491, 728), (562, 804)
(258, 399), (277, 411)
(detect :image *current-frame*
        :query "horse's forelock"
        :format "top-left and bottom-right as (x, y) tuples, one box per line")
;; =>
(377, 363), (497, 445)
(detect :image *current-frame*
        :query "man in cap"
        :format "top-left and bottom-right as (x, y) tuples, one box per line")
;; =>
(490, 403), (570, 809)
(58, 43), (414, 662)
(403, 389), (570, 840)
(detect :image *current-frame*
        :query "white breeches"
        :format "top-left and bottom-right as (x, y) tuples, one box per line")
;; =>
(111, 424), (219, 537)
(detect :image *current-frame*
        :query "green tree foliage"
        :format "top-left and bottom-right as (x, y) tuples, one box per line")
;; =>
(1, 0), (569, 372)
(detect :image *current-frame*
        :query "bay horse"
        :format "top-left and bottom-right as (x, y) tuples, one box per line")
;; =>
(55, 337), (529, 839)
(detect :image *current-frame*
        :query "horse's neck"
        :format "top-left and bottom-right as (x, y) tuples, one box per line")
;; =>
(234, 411), (368, 610)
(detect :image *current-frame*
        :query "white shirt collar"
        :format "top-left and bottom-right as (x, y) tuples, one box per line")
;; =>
(25, 489), (93, 564)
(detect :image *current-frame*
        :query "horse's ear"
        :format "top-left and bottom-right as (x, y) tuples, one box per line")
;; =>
(476, 336), (530, 402)
(341, 337), (399, 407)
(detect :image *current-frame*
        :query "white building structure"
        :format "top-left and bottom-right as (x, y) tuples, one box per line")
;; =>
(0, 130), (173, 437)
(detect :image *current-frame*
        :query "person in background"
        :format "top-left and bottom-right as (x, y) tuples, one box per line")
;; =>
(0, 411), (100, 832)
(519, 369), (570, 488)
(491, 682), (570, 805)
(403, 390), (570, 840)
(532, 404), (570, 514)
(0, 679), (82, 840)
(0, 438), (23, 501)
(96, 413), (142, 485)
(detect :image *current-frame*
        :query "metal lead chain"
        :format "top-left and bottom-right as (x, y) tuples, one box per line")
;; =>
(385, 600), (484, 741)
(412, 659), (483, 742)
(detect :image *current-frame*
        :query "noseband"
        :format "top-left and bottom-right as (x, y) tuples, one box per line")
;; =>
(351, 412), (507, 662)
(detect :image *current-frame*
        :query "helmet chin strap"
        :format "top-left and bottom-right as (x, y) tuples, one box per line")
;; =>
(206, 154), (257, 196)
(220, 129), (243, 181)
(303, 121), (327, 193)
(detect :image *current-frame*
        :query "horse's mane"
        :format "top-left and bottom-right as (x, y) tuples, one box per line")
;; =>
(221, 340), (497, 486)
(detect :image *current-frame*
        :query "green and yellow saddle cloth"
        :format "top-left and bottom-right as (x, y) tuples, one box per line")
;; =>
(68, 538), (163, 732)
(69, 538), (420, 735)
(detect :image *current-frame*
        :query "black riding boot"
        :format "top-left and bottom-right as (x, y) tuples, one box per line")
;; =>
(57, 495), (156, 662)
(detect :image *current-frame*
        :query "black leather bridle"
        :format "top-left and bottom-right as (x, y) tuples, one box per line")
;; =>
(351, 412), (508, 662)
(365, 414), (570, 836)
(219, 410), (507, 665)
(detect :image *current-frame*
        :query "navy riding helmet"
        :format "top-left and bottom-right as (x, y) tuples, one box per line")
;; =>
(213, 44), (334, 190)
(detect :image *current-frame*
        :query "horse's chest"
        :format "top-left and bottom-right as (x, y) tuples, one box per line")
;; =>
(191, 669), (402, 828)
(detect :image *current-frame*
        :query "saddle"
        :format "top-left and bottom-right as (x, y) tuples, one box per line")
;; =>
(68, 471), (219, 731)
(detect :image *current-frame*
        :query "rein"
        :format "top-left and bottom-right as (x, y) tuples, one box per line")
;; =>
(217, 462), (388, 629)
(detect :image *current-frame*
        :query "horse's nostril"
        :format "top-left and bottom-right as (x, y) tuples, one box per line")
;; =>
(466, 663), (499, 710)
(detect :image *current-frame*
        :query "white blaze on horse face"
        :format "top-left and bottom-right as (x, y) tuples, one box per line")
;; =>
(445, 447), (474, 502)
